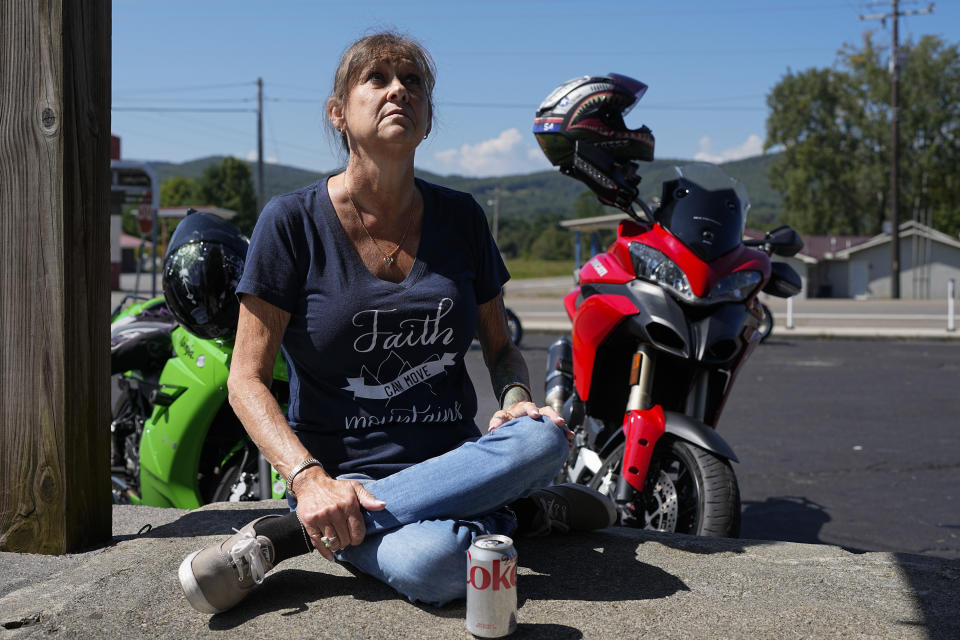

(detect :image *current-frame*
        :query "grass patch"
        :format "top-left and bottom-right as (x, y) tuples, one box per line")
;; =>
(504, 258), (577, 279)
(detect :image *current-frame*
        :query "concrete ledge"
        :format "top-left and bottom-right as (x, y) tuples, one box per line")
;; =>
(1, 501), (958, 639)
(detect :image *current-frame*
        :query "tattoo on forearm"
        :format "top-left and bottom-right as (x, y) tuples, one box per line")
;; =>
(491, 348), (531, 408)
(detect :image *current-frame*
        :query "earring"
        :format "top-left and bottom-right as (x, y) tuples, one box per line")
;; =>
(423, 133), (429, 140)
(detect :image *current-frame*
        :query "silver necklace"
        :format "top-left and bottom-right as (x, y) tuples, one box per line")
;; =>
(344, 182), (414, 267)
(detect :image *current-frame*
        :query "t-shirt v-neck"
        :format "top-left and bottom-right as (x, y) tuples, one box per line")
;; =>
(326, 176), (429, 290)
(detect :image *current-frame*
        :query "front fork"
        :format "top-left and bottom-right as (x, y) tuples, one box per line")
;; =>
(616, 346), (665, 500)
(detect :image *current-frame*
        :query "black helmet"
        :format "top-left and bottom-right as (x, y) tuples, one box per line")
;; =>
(533, 73), (654, 168)
(162, 210), (248, 340)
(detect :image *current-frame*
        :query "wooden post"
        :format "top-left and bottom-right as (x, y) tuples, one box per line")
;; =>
(0, 0), (112, 553)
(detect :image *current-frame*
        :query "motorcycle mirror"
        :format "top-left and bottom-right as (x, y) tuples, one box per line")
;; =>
(762, 261), (802, 298)
(765, 225), (804, 257)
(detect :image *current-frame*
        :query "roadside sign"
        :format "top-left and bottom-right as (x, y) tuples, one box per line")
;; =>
(137, 204), (153, 235)
(115, 168), (152, 188)
(111, 160), (160, 296)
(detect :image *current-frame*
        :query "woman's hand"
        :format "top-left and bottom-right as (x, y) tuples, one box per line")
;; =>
(292, 466), (386, 561)
(488, 400), (574, 441)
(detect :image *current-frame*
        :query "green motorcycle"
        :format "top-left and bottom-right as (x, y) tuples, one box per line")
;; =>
(110, 211), (286, 508)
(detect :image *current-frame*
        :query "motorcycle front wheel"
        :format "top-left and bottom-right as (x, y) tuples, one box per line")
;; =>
(757, 303), (774, 342)
(505, 307), (523, 347)
(589, 438), (741, 537)
(209, 444), (262, 503)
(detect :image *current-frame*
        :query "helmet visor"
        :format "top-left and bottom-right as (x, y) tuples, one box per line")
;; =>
(606, 73), (648, 116)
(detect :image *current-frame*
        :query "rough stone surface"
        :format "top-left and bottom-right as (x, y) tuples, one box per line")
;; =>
(1, 502), (957, 639)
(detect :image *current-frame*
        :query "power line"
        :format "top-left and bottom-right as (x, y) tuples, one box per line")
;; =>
(132, 3), (856, 21)
(112, 97), (257, 104)
(111, 81), (256, 96)
(112, 107), (257, 113)
(436, 47), (833, 57)
(260, 97), (765, 111)
(115, 100), (324, 163)
(441, 101), (766, 112)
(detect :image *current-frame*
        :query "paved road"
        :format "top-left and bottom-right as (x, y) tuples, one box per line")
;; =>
(466, 334), (960, 559)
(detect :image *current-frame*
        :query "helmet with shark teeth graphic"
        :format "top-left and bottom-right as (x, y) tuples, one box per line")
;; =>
(533, 73), (654, 168)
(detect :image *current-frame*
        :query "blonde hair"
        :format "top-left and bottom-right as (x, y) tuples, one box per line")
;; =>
(327, 31), (437, 154)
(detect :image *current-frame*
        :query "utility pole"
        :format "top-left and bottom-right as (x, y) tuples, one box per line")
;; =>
(257, 77), (265, 214)
(487, 187), (504, 244)
(860, 1), (934, 298)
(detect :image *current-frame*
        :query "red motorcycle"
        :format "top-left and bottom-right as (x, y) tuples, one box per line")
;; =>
(534, 74), (803, 536)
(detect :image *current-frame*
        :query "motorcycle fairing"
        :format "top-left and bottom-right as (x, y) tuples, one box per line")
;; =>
(625, 224), (771, 298)
(138, 327), (232, 508)
(571, 293), (639, 402)
(577, 250), (635, 285)
(620, 407), (739, 492)
(563, 288), (580, 321)
(580, 280), (755, 366)
(686, 302), (755, 364)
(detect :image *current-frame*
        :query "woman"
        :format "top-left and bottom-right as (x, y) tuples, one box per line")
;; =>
(178, 32), (614, 615)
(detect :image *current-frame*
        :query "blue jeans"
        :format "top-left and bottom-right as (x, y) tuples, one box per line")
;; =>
(288, 417), (568, 606)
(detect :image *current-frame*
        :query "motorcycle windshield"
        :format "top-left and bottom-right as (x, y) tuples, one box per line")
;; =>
(656, 163), (750, 262)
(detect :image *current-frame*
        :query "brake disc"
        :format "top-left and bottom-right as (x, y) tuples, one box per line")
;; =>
(228, 472), (258, 501)
(645, 470), (679, 531)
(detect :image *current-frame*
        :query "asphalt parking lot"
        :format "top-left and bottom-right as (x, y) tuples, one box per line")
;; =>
(467, 334), (960, 559)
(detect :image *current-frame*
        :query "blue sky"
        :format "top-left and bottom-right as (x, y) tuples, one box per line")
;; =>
(112, 0), (957, 177)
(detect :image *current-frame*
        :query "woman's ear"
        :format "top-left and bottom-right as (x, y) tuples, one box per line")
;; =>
(328, 97), (345, 132)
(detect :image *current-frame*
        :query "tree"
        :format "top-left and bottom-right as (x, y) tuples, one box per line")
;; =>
(766, 34), (960, 236)
(196, 157), (258, 235)
(573, 189), (606, 219)
(495, 218), (531, 259)
(525, 213), (575, 260)
(160, 176), (198, 207)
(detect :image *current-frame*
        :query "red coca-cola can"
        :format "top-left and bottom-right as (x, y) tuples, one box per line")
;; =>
(466, 534), (518, 637)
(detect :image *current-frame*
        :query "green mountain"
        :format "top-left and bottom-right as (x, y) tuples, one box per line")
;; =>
(148, 153), (782, 228)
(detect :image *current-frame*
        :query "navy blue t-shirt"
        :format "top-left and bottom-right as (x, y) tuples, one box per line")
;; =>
(236, 177), (509, 479)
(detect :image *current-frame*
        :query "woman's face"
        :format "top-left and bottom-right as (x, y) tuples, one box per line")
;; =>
(333, 56), (430, 155)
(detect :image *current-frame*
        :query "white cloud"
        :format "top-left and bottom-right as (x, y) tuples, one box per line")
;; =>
(694, 134), (764, 163)
(429, 128), (551, 177)
(238, 150), (278, 164)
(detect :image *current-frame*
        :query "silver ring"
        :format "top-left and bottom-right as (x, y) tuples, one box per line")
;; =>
(320, 536), (337, 549)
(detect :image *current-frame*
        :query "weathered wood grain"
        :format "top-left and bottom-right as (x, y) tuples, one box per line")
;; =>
(0, 0), (111, 553)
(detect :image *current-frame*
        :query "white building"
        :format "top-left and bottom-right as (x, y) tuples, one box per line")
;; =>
(827, 221), (960, 300)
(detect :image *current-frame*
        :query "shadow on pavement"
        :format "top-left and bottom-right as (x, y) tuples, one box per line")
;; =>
(114, 506), (287, 543)
(894, 553), (960, 640)
(516, 531), (688, 602)
(740, 495), (834, 546)
(207, 568), (400, 631)
(511, 623), (583, 639)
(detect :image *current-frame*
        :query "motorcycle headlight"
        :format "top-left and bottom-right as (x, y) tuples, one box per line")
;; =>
(629, 242), (694, 301)
(707, 270), (763, 302)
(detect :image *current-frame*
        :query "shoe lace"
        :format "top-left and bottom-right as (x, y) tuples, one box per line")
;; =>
(534, 495), (570, 535)
(229, 529), (267, 584)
